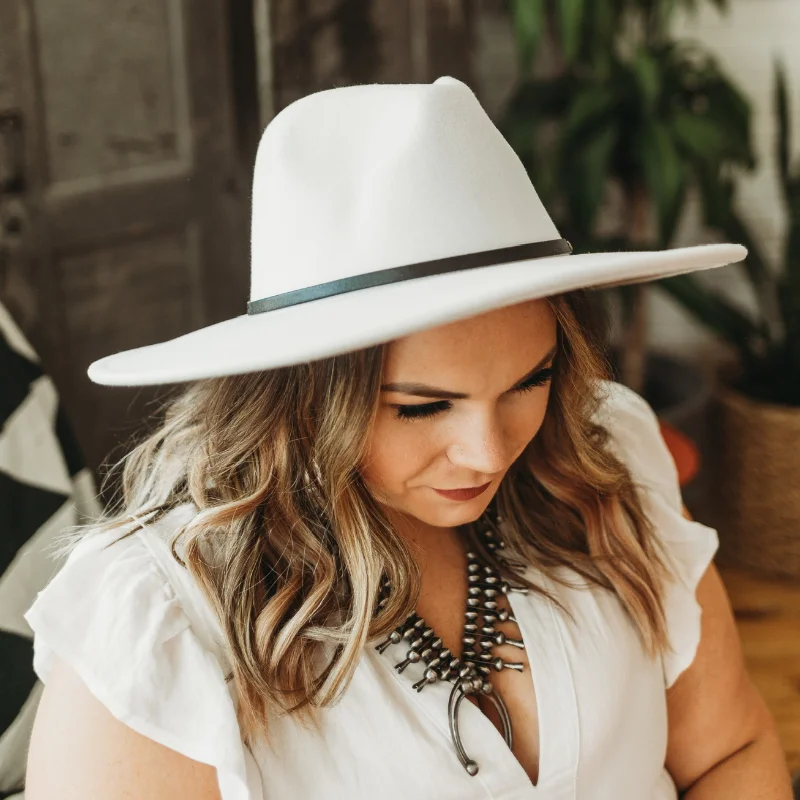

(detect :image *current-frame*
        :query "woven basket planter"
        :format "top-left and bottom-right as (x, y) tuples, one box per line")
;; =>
(709, 382), (800, 579)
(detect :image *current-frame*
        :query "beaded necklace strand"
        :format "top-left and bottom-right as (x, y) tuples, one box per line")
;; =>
(374, 512), (530, 775)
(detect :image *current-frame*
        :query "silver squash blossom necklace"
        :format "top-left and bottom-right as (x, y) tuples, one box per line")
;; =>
(374, 509), (530, 776)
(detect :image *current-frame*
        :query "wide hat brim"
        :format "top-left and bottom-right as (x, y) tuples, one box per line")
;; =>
(88, 242), (745, 386)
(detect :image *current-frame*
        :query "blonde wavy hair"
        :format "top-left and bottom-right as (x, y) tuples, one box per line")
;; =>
(55, 290), (671, 745)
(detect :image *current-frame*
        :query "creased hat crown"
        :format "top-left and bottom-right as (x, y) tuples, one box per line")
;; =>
(249, 76), (560, 304)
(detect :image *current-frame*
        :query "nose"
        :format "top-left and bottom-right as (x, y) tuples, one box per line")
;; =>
(445, 410), (510, 476)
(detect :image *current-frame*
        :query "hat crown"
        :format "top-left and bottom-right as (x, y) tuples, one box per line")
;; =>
(249, 77), (559, 303)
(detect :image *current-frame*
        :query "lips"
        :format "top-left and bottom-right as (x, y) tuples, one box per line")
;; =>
(432, 481), (492, 501)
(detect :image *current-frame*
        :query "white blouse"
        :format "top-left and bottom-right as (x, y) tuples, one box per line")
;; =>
(24, 381), (718, 800)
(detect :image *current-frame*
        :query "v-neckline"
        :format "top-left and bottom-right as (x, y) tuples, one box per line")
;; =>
(371, 563), (580, 799)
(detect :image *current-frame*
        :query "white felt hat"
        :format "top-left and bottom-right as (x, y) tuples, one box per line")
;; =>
(88, 76), (746, 386)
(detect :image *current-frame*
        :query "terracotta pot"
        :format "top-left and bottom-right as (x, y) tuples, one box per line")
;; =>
(709, 382), (800, 579)
(658, 420), (700, 488)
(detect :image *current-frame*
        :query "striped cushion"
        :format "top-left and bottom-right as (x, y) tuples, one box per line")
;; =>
(0, 302), (101, 797)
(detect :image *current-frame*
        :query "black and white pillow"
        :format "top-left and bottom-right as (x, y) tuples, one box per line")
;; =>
(0, 302), (101, 799)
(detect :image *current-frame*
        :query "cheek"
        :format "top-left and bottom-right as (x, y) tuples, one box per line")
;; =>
(361, 413), (435, 492)
(511, 391), (550, 441)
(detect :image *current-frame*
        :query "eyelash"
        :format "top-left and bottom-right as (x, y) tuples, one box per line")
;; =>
(392, 367), (555, 421)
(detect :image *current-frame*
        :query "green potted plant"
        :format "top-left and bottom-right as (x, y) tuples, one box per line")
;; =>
(500, 0), (755, 411)
(659, 63), (800, 579)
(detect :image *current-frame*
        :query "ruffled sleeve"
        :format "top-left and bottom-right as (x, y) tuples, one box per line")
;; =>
(595, 380), (719, 689)
(22, 508), (256, 800)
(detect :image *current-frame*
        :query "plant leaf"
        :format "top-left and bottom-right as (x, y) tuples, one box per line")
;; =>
(775, 59), (791, 188)
(586, 0), (615, 76)
(694, 162), (733, 228)
(556, 83), (621, 235)
(509, 0), (547, 72)
(702, 79), (755, 167)
(555, 0), (585, 63)
(774, 63), (800, 360)
(671, 110), (729, 162)
(562, 84), (619, 143)
(661, 43), (755, 168)
(632, 48), (661, 113)
(638, 120), (687, 245)
(564, 120), (620, 235)
(783, 176), (800, 353)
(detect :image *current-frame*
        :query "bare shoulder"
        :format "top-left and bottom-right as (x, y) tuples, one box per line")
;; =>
(26, 654), (222, 800)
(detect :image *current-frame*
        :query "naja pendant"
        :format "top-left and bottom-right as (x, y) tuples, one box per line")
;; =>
(448, 676), (513, 776)
(374, 510), (530, 777)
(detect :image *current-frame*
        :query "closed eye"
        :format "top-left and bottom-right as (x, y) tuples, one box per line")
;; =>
(392, 366), (554, 421)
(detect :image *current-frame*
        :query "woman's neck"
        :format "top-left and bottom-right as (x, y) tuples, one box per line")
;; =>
(385, 508), (466, 576)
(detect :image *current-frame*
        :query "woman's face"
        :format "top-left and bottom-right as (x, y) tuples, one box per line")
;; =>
(361, 299), (558, 532)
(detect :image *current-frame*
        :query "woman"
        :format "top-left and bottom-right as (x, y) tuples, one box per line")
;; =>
(24, 77), (791, 799)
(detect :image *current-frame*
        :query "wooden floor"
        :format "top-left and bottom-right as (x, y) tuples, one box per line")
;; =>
(717, 563), (800, 774)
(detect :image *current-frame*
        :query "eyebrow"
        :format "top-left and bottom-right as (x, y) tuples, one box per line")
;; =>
(380, 344), (558, 399)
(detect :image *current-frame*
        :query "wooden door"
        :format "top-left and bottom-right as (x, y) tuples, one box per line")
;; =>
(0, 0), (252, 477)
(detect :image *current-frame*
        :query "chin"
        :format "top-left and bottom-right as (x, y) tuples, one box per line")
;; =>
(417, 499), (493, 529)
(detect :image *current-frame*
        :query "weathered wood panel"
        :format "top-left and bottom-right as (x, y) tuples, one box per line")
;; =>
(59, 229), (202, 466)
(1, 0), (251, 475)
(34, 0), (188, 184)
